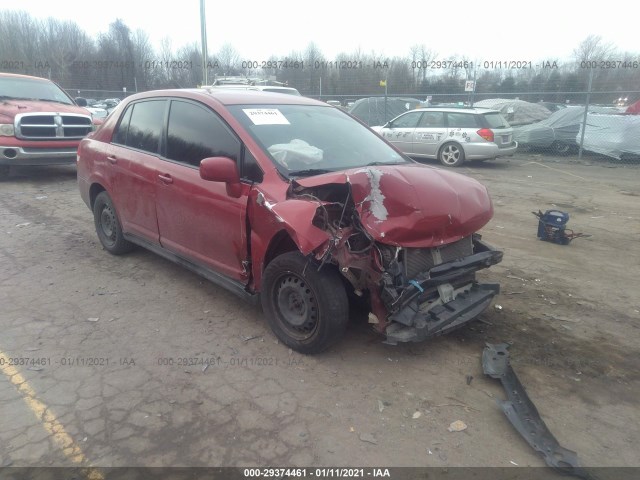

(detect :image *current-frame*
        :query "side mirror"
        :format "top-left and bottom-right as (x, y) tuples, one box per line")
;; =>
(75, 97), (88, 107)
(200, 156), (242, 198)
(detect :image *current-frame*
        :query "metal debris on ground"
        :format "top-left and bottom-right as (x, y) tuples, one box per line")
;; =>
(482, 343), (596, 479)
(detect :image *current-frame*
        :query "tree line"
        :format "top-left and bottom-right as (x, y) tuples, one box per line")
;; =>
(1, 10), (638, 104)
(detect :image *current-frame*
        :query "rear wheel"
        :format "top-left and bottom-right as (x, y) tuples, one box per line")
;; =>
(93, 191), (135, 255)
(261, 252), (349, 354)
(551, 141), (572, 155)
(439, 142), (465, 167)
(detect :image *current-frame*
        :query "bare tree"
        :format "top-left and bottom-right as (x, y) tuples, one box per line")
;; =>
(217, 43), (240, 77)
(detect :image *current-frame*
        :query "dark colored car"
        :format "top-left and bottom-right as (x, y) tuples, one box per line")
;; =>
(77, 89), (503, 353)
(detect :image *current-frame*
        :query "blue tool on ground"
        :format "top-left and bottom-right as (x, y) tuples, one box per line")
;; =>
(532, 210), (591, 245)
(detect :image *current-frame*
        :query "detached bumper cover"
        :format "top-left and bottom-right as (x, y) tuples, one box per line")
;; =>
(385, 283), (499, 344)
(384, 242), (503, 344)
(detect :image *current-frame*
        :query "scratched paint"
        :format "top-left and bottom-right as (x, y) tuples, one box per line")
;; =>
(354, 167), (388, 221)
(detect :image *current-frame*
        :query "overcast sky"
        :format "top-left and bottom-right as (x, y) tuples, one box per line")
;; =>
(13, 0), (637, 63)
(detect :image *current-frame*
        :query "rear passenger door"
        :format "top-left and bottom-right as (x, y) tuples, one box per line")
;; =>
(154, 99), (251, 282)
(412, 111), (446, 157)
(109, 99), (166, 243)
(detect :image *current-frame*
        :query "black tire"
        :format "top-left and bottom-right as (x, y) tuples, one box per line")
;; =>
(438, 142), (465, 167)
(93, 191), (135, 255)
(551, 141), (572, 155)
(261, 252), (349, 354)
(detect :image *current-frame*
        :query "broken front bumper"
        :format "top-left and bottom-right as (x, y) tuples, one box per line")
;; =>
(384, 241), (503, 344)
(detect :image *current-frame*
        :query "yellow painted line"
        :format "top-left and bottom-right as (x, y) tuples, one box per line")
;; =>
(0, 350), (104, 480)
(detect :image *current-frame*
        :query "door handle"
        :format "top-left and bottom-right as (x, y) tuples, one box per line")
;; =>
(107, 156), (117, 164)
(158, 174), (173, 184)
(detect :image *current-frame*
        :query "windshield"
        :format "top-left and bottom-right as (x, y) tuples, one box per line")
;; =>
(0, 76), (74, 105)
(228, 104), (408, 177)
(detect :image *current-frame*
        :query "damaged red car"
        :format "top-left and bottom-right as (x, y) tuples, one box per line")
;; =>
(77, 89), (503, 353)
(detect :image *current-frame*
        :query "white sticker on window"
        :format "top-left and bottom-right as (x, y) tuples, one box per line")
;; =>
(243, 108), (290, 125)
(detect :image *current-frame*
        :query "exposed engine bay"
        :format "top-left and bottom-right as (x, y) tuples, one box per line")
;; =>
(278, 167), (504, 344)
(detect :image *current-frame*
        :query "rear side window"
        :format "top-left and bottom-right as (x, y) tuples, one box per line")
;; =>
(483, 112), (511, 128)
(447, 113), (479, 128)
(125, 100), (166, 153)
(166, 100), (241, 167)
(112, 105), (133, 145)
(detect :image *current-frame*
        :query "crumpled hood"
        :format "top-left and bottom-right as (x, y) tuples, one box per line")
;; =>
(0, 99), (89, 120)
(294, 163), (493, 248)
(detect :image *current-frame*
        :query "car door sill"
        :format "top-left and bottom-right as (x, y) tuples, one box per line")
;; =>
(124, 233), (258, 304)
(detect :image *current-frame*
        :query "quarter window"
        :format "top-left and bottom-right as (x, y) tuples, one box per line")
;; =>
(112, 105), (132, 145)
(125, 100), (166, 153)
(166, 100), (241, 168)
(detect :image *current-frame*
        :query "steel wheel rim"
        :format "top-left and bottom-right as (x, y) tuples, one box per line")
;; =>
(274, 273), (319, 340)
(99, 204), (117, 244)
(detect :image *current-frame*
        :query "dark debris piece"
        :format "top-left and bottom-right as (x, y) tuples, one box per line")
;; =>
(482, 343), (597, 480)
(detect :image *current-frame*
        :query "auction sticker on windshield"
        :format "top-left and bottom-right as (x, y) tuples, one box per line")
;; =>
(243, 108), (290, 125)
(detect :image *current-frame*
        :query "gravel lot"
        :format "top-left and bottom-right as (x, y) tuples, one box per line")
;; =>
(1, 153), (639, 470)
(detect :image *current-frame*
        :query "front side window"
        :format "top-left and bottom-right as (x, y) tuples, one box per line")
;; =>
(166, 100), (240, 167)
(125, 100), (166, 153)
(390, 111), (422, 129)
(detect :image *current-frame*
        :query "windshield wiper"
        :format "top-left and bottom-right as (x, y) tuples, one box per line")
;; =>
(288, 168), (334, 177)
(36, 98), (73, 105)
(363, 161), (405, 167)
(0, 95), (32, 101)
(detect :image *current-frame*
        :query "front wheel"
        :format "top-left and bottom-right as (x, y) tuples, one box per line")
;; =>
(93, 191), (135, 255)
(261, 252), (349, 354)
(439, 142), (465, 167)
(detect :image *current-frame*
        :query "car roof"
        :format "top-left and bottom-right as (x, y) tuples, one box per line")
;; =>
(123, 88), (323, 106)
(0, 72), (53, 83)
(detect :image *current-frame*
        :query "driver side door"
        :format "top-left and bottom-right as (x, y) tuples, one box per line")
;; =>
(379, 111), (423, 155)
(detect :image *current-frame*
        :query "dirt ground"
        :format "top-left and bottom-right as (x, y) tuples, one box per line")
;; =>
(1, 152), (639, 471)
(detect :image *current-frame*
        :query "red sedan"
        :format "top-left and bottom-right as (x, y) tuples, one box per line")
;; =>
(78, 89), (502, 353)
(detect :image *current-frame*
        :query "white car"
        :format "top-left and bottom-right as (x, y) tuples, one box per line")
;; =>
(372, 107), (518, 167)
